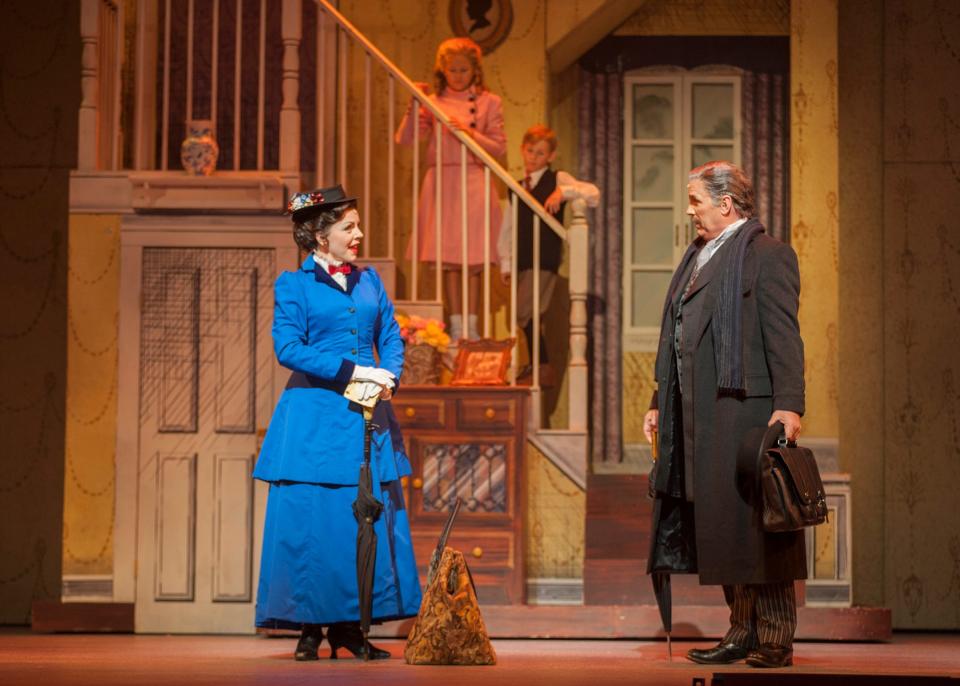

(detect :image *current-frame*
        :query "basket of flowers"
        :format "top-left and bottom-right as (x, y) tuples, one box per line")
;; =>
(395, 313), (451, 385)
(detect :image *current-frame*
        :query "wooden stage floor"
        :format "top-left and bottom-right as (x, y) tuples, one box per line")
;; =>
(1, 630), (958, 686)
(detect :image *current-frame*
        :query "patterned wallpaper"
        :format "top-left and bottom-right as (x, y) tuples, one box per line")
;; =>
(525, 444), (584, 578)
(0, 2), (77, 622)
(63, 216), (120, 577)
(879, 0), (960, 629)
(614, 0), (789, 36)
(790, 0), (839, 439)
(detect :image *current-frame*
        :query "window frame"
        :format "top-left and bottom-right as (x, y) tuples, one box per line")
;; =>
(622, 70), (742, 352)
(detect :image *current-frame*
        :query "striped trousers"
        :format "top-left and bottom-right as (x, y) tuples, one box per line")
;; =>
(722, 581), (797, 648)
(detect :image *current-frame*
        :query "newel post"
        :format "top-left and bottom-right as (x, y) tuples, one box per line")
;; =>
(567, 199), (589, 433)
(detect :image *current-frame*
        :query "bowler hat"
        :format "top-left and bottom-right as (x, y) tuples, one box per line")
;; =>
(287, 184), (356, 222)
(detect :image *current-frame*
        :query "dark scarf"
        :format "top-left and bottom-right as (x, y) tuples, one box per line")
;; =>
(713, 218), (765, 391)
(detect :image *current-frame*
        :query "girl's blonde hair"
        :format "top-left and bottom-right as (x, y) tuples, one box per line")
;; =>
(433, 37), (486, 94)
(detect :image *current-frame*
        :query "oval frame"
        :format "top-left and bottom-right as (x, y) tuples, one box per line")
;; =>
(448, 0), (513, 55)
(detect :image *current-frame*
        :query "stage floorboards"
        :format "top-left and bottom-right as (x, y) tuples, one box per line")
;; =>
(1, 631), (958, 685)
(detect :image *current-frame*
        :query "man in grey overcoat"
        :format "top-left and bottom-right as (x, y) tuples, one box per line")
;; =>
(643, 161), (806, 669)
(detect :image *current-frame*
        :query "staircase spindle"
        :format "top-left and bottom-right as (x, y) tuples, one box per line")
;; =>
(483, 166), (491, 338)
(460, 143), (469, 329)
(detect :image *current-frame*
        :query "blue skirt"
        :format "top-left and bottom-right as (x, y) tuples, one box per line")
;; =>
(255, 479), (423, 629)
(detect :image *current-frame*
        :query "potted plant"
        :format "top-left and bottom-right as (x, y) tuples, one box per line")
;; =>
(395, 313), (451, 385)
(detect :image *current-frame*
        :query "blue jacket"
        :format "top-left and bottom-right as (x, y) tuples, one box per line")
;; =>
(253, 256), (411, 485)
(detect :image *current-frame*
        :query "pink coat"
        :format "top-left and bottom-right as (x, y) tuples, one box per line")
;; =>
(396, 88), (505, 267)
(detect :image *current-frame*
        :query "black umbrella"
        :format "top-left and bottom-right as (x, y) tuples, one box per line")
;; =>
(648, 427), (673, 660)
(652, 571), (672, 660)
(426, 497), (462, 587)
(352, 405), (383, 661)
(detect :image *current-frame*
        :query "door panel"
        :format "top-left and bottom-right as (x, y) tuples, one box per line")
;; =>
(136, 248), (274, 633)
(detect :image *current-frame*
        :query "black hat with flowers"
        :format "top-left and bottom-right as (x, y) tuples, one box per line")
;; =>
(286, 184), (356, 223)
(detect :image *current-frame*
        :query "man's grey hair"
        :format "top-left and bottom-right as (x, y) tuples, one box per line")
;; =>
(689, 161), (755, 218)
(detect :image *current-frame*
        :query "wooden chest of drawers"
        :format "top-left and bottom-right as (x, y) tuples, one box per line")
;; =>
(392, 385), (528, 605)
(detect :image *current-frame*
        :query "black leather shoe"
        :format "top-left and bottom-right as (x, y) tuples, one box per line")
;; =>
(686, 642), (749, 664)
(327, 623), (390, 660)
(294, 625), (323, 661)
(746, 643), (793, 668)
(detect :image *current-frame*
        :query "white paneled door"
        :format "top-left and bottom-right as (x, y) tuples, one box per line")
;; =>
(135, 248), (275, 633)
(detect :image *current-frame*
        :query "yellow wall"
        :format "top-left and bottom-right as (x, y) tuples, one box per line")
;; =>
(614, 0), (788, 35)
(791, 0), (839, 439)
(525, 444), (584, 578)
(839, 0), (960, 629)
(62, 215), (121, 576)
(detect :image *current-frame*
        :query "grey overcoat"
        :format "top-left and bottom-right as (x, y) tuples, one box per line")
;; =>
(647, 220), (807, 586)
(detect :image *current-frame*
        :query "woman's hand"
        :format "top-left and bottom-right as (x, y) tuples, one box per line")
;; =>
(352, 365), (396, 388)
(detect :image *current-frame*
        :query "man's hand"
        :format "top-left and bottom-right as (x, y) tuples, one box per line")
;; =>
(643, 409), (659, 444)
(543, 188), (564, 213)
(769, 410), (801, 442)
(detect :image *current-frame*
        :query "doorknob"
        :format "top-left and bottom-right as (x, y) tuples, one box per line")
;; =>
(484, 407), (496, 420)
(412, 477), (423, 489)
(404, 406), (416, 419)
(471, 546), (483, 559)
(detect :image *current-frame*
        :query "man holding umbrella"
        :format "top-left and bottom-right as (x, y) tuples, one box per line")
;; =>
(644, 161), (806, 669)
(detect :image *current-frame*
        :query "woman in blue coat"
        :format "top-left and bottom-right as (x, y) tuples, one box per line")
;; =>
(254, 185), (422, 660)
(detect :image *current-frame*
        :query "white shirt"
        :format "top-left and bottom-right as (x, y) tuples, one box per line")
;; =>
(695, 217), (748, 272)
(496, 168), (601, 274)
(313, 253), (348, 291)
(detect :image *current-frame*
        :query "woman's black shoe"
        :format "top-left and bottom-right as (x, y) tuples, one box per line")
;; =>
(327, 623), (390, 660)
(294, 625), (324, 661)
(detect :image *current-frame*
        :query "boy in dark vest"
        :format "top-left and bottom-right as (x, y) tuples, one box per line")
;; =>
(497, 124), (600, 383)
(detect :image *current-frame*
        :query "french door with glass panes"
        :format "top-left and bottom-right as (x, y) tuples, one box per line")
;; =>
(622, 71), (741, 351)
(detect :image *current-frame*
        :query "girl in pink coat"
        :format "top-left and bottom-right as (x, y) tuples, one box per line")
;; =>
(396, 37), (505, 340)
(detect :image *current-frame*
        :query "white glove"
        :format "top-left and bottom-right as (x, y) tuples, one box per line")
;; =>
(359, 381), (384, 402)
(352, 365), (396, 389)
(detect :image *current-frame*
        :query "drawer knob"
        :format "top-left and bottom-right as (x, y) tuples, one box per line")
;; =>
(472, 546), (483, 559)
(405, 407), (416, 418)
(412, 477), (423, 489)
(484, 407), (496, 420)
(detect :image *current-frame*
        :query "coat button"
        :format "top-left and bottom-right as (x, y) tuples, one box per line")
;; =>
(351, 328), (357, 335)
(349, 307), (356, 313)
(351, 348), (358, 355)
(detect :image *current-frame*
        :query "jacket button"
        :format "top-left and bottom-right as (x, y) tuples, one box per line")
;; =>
(349, 307), (356, 313)
(351, 328), (357, 335)
(351, 348), (358, 355)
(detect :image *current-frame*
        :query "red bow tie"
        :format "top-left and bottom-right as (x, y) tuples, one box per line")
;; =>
(327, 263), (352, 275)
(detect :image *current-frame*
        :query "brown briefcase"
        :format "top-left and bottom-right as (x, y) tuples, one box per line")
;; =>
(759, 422), (829, 532)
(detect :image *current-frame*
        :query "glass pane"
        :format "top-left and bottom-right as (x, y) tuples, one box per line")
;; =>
(692, 83), (734, 139)
(421, 442), (507, 513)
(692, 144), (734, 169)
(632, 84), (673, 139)
(632, 146), (674, 202)
(631, 208), (674, 266)
(631, 271), (673, 328)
